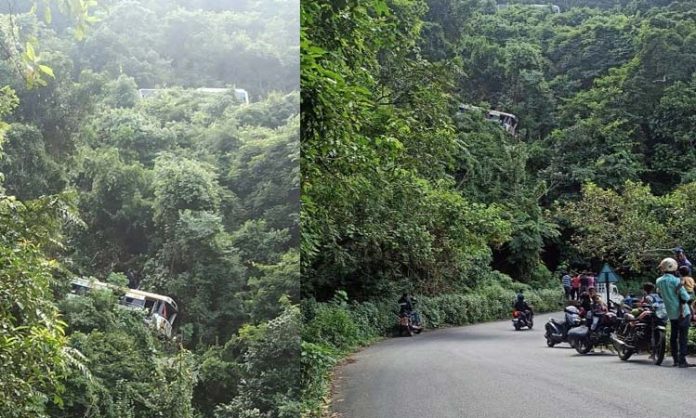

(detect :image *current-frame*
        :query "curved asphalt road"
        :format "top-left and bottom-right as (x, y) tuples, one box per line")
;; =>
(332, 312), (694, 418)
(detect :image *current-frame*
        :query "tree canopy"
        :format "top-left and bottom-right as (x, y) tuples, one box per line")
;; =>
(0, 0), (299, 416)
(302, 0), (696, 300)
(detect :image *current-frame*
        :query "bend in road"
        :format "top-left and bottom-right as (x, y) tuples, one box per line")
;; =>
(332, 312), (694, 418)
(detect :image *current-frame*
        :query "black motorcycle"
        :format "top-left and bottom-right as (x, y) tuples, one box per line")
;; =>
(397, 311), (423, 336)
(545, 305), (582, 347)
(567, 310), (619, 354)
(610, 305), (667, 365)
(512, 309), (533, 330)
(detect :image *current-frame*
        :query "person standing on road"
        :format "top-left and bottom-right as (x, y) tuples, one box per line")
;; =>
(562, 271), (572, 300)
(571, 273), (581, 300)
(656, 257), (693, 368)
(679, 266), (695, 302)
(587, 272), (596, 290)
(580, 272), (589, 294)
(674, 247), (692, 275)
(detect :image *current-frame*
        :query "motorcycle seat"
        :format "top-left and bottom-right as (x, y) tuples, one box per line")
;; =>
(622, 313), (636, 321)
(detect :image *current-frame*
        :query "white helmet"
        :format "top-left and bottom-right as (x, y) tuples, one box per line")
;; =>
(659, 257), (678, 273)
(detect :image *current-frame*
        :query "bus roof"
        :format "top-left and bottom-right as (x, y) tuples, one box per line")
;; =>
(125, 289), (177, 310)
(487, 110), (518, 120)
(71, 277), (177, 311)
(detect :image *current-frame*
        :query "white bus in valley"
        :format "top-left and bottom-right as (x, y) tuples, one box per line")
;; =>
(69, 277), (178, 338)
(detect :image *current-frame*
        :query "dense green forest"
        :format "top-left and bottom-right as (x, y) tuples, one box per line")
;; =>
(301, 0), (696, 414)
(302, 0), (696, 299)
(1, 1), (298, 417)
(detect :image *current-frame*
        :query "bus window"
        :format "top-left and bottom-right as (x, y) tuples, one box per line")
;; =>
(71, 283), (90, 294)
(144, 299), (155, 313)
(121, 296), (146, 309)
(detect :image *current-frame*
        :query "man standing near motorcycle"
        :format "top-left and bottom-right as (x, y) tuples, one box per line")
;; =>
(656, 258), (693, 368)
(678, 266), (695, 302)
(571, 273), (581, 300)
(562, 271), (572, 300)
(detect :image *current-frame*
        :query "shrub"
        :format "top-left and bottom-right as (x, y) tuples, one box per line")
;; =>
(299, 342), (338, 417)
(302, 304), (362, 351)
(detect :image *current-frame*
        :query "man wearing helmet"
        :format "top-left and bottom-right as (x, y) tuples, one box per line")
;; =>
(656, 257), (693, 367)
(514, 293), (533, 323)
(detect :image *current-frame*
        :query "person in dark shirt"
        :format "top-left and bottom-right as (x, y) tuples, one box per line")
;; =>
(579, 291), (591, 315)
(674, 247), (693, 275)
(514, 293), (533, 322)
(579, 272), (590, 293)
(561, 272), (572, 300)
(398, 293), (414, 314)
(398, 293), (422, 327)
(639, 282), (661, 307)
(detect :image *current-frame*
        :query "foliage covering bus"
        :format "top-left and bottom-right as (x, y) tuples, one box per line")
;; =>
(459, 104), (519, 136)
(69, 277), (178, 338)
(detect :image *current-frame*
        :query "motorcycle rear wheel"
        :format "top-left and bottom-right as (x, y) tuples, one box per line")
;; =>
(514, 322), (522, 331)
(617, 343), (634, 361)
(653, 330), (666, 365)
(575, 338), (592, 354)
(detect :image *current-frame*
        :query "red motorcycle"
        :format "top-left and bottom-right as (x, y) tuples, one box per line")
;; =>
(512, 309), (533, 330)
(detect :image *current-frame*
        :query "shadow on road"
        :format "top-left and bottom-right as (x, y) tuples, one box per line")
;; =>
(424, 330), (509, 342)
(571, 351), (616, 357)
(618, 358), (676, 367)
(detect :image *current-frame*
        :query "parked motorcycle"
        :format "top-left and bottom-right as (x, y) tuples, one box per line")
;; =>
(512, 309), (533, 330)
(545, 305), (582, 347)
(567, 310), (619, 354)
(610, 305), (667, 365)
(397, 311), (423, 337)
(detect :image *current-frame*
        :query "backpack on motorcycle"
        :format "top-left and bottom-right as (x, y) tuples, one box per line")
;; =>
(651, 294), (668, 320)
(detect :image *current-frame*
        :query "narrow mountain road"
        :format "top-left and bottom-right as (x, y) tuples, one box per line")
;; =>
(332, 313), (694, 418)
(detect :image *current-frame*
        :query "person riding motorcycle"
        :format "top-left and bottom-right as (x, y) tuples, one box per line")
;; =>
(398, 293), (422, 328)
(584, 287), (608, 331)
(514, 294), (533, 323)
(398, 293), (414, 313)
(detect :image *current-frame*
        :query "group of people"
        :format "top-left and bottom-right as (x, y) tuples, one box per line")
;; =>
(565, 248), (694, 367)
(561, 270), (600, 301)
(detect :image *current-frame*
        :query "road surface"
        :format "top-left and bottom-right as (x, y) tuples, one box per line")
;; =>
(332, 313), (694, 418)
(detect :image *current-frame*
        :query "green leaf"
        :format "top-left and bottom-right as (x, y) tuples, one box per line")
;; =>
(25, 42), (36, 61)
(38, 65), (55, 78)
(44, 5), (52, 24)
